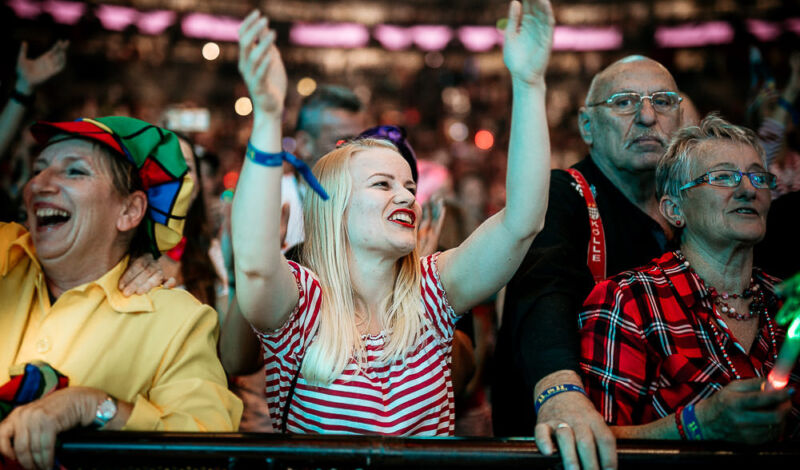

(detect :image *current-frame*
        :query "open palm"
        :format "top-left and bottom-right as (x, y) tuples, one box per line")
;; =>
(238, 11), (287, 116)
(16, 40), (69, 92)
(503, 0), (554, 86)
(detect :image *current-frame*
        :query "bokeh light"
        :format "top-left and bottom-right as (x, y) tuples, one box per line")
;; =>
(475, 129), (494, 150)
(202, 42), (220, 60)
(223, 171), (239, 190)
(448, 122), (469, 142)
(234, 97), (252, 116)
(297, 77), (317, 96)
(424, 51), (444, 68)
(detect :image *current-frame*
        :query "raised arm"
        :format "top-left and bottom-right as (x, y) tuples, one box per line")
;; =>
(438, 0), (553, 313)
(0, 40), (68, 159)
(232, 11), (299, 332)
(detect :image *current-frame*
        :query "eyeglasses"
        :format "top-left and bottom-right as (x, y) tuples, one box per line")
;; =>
(587, 91), (682, 115)
(679, 169), (778, 191)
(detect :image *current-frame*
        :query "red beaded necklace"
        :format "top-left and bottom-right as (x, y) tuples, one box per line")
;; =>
(678, 253), (761, 321)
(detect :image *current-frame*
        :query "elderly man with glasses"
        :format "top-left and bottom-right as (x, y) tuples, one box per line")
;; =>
(493, 56), (686, 469)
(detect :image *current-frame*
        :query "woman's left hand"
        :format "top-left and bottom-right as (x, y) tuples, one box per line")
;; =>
(0, 387), (100, 470)
(118, 253), (176, 296)
(502, 0), (554, 86)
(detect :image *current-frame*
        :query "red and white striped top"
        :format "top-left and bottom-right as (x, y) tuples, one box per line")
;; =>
(256, 253), (457, 435)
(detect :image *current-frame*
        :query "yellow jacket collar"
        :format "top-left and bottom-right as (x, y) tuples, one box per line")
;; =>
(69, 256), (155, 314)
(0, 223), (39, 276)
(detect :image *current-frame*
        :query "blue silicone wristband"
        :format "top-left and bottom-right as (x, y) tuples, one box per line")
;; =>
(245, 141), (329, 200)
(534, 384), (587, 414)
(246, 141), (283, 166)
(682, 404), (704, 440)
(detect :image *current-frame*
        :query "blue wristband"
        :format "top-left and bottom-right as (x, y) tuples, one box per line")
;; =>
(246, 141), (329, 200)
(681, 404), (704, 440)
(534, 384), (587, 414)
(246, 142), (283, 166)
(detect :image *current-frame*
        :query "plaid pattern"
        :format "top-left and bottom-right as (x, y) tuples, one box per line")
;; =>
(579, 251), (799, 438)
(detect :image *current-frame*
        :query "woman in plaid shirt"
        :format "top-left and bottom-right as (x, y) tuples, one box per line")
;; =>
(579, 114), (798, 443)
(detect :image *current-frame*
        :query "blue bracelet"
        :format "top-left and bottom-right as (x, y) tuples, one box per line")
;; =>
(246, 141), (329, 200)
(534, 384), (587, 414)
(681, 404), (704, 440)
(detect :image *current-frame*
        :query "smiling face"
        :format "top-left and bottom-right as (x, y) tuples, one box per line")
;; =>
(582, 58), (682, 175)
(345, 147), (420, 257)
(23, 139), (137, 266)
(679, 140), (771, 250)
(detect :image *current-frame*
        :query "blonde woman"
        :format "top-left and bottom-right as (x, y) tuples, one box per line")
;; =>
(233, 0), (553, 435)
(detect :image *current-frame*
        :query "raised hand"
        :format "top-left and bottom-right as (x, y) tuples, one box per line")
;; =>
(503, 0), (554, 86)
(238, 10), (287, 117)
(16, 40), (69, 94)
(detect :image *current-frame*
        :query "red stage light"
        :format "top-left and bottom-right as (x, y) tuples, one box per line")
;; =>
(475, 130), (494, 150)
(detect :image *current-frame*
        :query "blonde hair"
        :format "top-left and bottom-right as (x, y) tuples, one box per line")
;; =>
(300, 138), (425, 385)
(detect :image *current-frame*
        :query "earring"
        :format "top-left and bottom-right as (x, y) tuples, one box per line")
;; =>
(675, 219), (683, 226)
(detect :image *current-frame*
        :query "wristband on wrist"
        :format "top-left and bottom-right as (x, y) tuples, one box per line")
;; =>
(10, 89), (34, 107)
(681, 403), (704, 440)
(675, 405), (688, 440)
(778, 97), (799, 125)
(534, 384), (587, 414)
(246, 141), (329, 200)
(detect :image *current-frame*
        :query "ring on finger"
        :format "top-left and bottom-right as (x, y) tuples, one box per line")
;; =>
(556, 422), (571, 430)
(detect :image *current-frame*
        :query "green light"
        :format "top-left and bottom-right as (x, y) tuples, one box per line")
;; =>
(220, 189), (234, 203)
(788, 316), (800, 339)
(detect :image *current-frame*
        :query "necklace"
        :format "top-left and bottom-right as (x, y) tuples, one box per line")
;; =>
(673, 251), (778, 380)
(677, 252), (762, 321)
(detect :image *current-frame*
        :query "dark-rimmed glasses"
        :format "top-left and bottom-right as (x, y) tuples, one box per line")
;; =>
(587, 92), (682, 115)
(679, 169), (778, 191)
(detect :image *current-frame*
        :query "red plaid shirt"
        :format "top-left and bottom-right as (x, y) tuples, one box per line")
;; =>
(579, 251), (799, 438)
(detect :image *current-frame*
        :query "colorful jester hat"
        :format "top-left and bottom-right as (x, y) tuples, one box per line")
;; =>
(30, 116), (193, 256)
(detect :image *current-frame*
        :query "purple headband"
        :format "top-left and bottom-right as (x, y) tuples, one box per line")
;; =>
(355, 125), (418, 183)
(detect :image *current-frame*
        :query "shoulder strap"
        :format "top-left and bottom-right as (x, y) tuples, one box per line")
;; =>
(280, 354), (305, 434)
(566, 168), (606, 283)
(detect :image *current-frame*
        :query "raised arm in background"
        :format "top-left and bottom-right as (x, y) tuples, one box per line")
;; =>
(437, 0), (553, 313)
(0, 41), (68, 158)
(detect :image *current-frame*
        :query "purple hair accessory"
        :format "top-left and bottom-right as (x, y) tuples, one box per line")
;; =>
(357, 125), (418, 183)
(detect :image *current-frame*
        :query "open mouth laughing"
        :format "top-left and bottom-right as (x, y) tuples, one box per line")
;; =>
(388, 208), (416, 228)
(34, 204), (72, 231)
